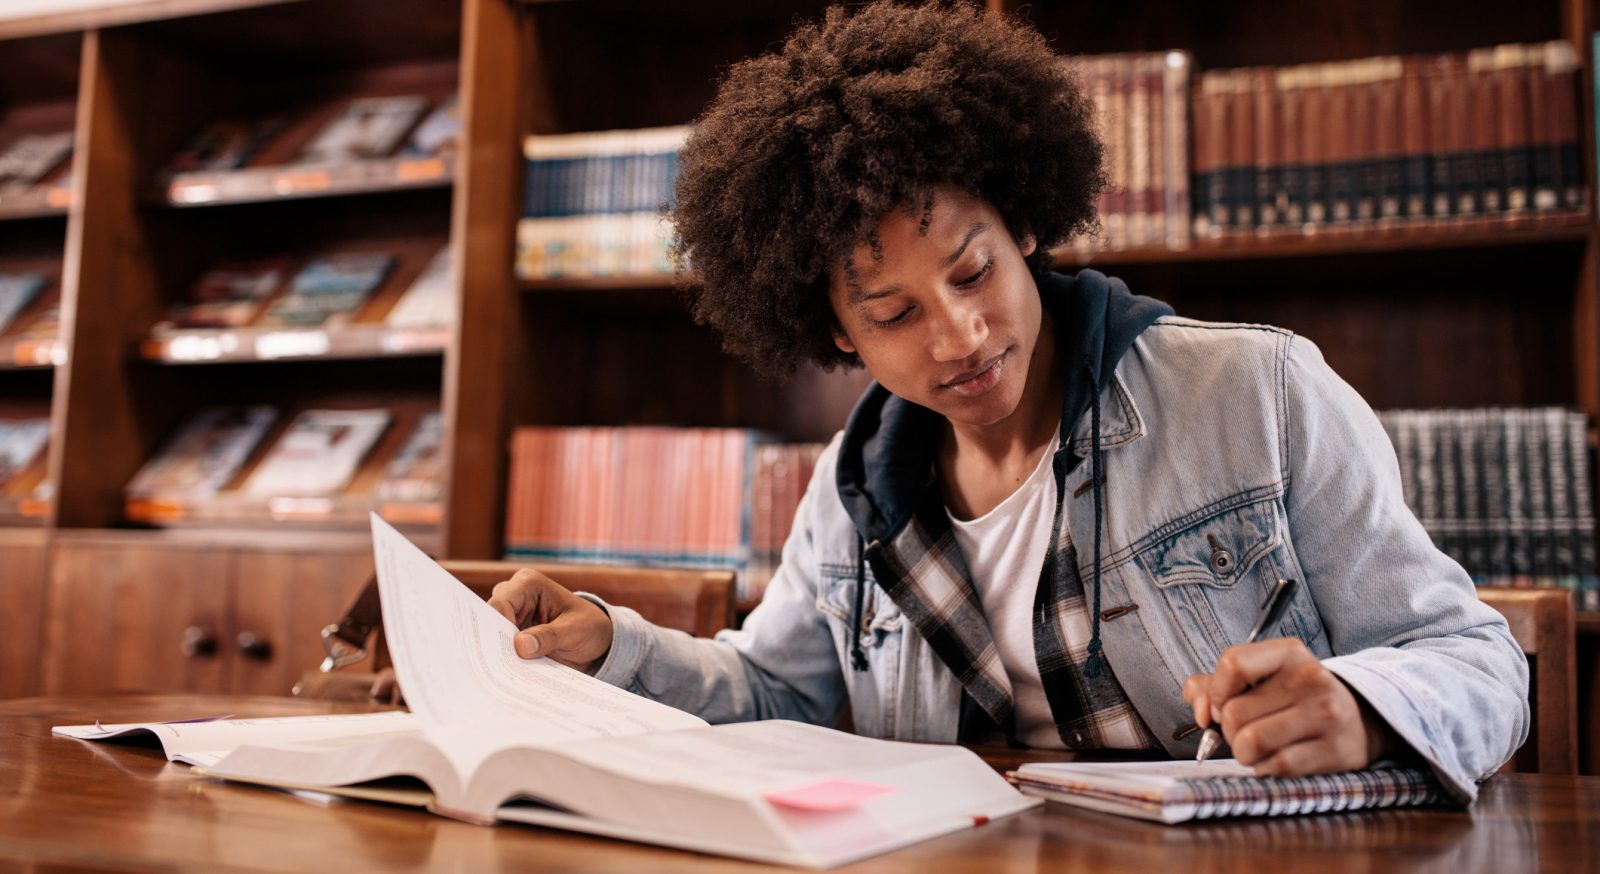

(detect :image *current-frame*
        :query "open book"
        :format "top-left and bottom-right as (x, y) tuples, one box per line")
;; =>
(56, 515), (1035, 868)
(1008, 759), (1445, 824)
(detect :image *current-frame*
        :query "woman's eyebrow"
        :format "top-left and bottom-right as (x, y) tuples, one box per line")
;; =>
(940, 222), (988, 268)
(849, 221), (990, 303)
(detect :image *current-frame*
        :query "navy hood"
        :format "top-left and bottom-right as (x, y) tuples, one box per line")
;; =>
(834, 269), (1173, 542)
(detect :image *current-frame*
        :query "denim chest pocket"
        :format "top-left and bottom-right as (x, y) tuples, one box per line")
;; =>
(1135, 500), (1320, 654)
(816, 565), (905, 640)
(1139, 500), (1283, 590)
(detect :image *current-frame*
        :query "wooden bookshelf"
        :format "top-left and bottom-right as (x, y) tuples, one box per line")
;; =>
(164, 155), (453, 207)
(0, 0), (1596, 763)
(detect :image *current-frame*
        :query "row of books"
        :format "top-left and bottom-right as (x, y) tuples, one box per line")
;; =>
(1377, 407), (1598, 609)
(1193, 42), (1584, 238)
(0, 273), (57, 338)
(153, 247), (452, 334)
(0, 417), (51, 514)
(515, 127), (686, 279)
(746, 443), (826, 603)
(504, 427), (825, 602)
(0, 131), (72, 198)
(125, 406), (443, 516)
(168, 93), (459, 175)
(1070, 51), (1193, 253)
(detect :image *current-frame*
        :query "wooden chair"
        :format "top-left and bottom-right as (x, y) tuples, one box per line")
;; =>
(437, 560), (737, 638)
(1476, 587), (1577, 775)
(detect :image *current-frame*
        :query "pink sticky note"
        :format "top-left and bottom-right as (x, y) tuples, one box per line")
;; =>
(764, 779), (898, 812)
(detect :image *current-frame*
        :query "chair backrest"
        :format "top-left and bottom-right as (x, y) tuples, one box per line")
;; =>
(1475, 587), (1576, 775)
(438, 560), (737, 638)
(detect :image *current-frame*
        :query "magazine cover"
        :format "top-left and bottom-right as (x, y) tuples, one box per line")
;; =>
(162, 260), (288, 330)
(0, 132), (73, 192)
(298, 96), (428, 164)
(126, 406), (278, 500)
(168, 117), (286, 173)
(243, 408), (392, 497)
(375, 411), (444, 504)
(384, 247), (453, 329)
(403, 94), (460, 157)
(0, 273), (46, 334)
(258, 252), (394, 328)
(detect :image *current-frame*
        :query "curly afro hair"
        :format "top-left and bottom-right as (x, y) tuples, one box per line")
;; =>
(671, 0), (1104, 379)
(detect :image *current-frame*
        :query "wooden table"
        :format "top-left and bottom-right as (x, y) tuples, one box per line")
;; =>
(3, 694), (1598, 873)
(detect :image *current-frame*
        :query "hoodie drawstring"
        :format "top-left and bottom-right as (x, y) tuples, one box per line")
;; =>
(850, 535), (870, 671)
(1083, 355), (1109, 679)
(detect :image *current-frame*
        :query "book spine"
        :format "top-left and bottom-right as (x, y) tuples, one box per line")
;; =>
(1400, 58), (1432, 222)
(1278, 67), (1306, 229)
(1251, 67), (1280, 233)
(1425, 56), (1458, 220)
(1127, 55), (1153, 248)
(1302, 64), (1330, 228)
(1375, 57), (1405, 225)
(1495, 44), (1533, 216)
(1162, 51), (1194, 249)
(1467, 48), (1504, 215)
(1543, 41), (1584, 211)
(1193, 70), (1226, 240)
(1446, 53), (1481, 219)
(1325, 61), (1355, 226)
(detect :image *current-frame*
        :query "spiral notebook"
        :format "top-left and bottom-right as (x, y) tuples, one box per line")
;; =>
(1008, 758), (1446, 823)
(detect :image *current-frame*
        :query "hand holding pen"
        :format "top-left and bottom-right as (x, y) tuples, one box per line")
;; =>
(1181, 578), (1399, 775)
(1194, 578), (1298, 763)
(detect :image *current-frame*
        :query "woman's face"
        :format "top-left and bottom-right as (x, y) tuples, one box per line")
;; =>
(828, 188), (1042, 429)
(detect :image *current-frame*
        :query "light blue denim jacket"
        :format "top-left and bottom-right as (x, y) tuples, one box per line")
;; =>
(589, 316), (1528, 802)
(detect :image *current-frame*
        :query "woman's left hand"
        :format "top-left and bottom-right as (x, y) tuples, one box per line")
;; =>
(1182, 638), (1398, 775)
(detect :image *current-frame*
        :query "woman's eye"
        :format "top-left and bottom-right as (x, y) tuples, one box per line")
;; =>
(871, 309), (912, 328)
(957, 259), (994, 287)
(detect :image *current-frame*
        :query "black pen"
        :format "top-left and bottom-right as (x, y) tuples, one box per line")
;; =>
(1195, 578), (1300, 764)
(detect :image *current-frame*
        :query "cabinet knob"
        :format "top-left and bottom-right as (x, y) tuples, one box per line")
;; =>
(180, 626), (217, 658)
(236, 631), (273, 661)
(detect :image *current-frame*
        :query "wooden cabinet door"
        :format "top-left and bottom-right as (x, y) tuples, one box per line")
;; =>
(42, 541), (233, 695)
(229, 549), (374, 696)
(0, 532), (49, 698)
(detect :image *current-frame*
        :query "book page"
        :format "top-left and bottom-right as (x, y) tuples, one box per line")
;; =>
(370, 514), (706, 764)
(53, 711), (416, 767)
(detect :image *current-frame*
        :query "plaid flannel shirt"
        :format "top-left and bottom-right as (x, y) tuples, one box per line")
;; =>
(865, 454), (1158, 750)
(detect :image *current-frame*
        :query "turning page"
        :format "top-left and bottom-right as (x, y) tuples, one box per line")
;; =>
(369, 513), (706, 770)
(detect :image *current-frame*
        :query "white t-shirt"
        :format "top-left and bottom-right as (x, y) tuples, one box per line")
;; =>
(946, 429), (1066, 749)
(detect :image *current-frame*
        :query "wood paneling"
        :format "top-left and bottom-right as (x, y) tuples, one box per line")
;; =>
(0, 532), (48, 698)
(229, 548), (372, 695)
(42, 539), (231, 694)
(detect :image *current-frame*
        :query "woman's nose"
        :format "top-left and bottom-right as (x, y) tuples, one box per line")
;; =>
(926, 296), (987, 362)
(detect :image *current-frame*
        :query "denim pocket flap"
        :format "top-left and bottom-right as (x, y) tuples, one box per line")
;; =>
(816, 567), (905, 633)
(1138, 501), (1284, 589)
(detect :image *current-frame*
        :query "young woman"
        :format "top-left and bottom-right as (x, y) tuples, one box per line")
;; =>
(487, 1), (1526, 801)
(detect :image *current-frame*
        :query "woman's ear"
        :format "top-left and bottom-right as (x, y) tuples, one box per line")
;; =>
(832, 325), (857, 355)
(1018, 232), (1037, 258)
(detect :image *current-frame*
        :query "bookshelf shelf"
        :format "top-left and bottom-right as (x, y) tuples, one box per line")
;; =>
(0, 187), (70, 220)
(0, 337), (62, 369)
(518, 273), (678, 293)
(1059, 213), (1596, 269)
(163, 156), (454, 208)
(140, 324), (449, 365)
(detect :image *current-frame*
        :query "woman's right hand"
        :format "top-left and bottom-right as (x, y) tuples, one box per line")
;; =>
(486, 568), (615, 674)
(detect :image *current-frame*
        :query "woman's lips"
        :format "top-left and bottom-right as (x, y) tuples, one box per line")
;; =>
(943, 351), (1005, 398)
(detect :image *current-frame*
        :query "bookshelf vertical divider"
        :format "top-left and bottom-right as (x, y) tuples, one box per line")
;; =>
(442, 0), (525, 559)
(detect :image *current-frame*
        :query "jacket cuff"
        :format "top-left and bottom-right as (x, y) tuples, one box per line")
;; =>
(574, 592), (648, 689)
(1322, 654), (1478, 804)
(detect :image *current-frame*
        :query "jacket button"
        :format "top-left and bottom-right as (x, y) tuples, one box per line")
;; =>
(1206, 534), (1234, 574)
